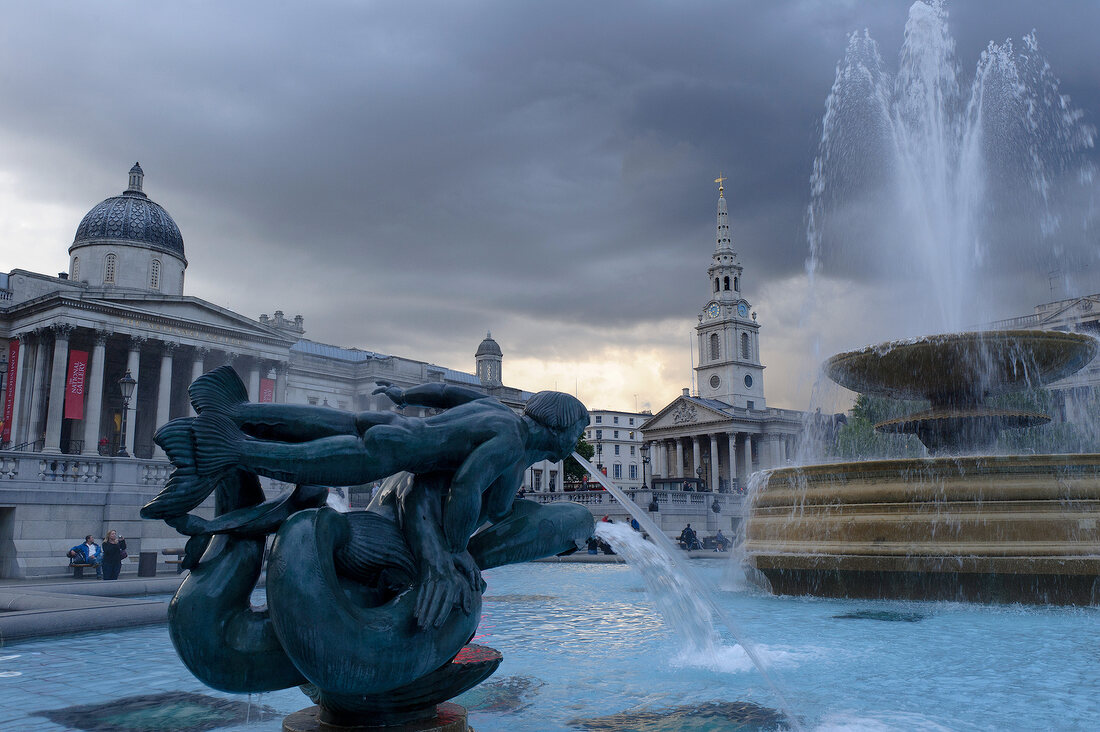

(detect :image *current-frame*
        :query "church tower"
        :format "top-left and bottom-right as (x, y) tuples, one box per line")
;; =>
(694, 175), (765, 409)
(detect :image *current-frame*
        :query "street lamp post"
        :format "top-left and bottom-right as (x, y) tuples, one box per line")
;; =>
(640, 442), (651, 490)
(696, 464), (706, 492)
(595, 437), (603, 476)
(117, 370), (137, 458)
(702, 455), (711, 492)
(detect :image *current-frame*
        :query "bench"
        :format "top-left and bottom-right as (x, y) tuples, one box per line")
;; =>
(70, 562), (100, 579)
(701, 536), (730, 552)
(162, 548), (186, 574)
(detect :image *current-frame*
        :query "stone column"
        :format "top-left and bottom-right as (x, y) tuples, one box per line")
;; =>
(692, 436), (702, 482)
(727, 432), (738, 492)
(248, 359), (261, 402)
(743, 434), (754, 478)
(189, 347), (209, 416)
(42, 324), (76, 454)
(6, 332), (31, 448)
(710, 433), (720, 492)
(81, 330), (110, 455)
(675, 439), (684, 478)
(153, 342), (177, 458)
(124, 336), (146, 458)
(274, 361), (288, 403)
(25, 330), (50, 449)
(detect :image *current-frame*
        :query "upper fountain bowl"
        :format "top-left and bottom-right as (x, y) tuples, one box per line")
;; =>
(825, 330), (1097, 406)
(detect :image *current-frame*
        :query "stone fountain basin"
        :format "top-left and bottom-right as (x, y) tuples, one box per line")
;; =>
(742, 454), (1100, 604)
(824, 330), (1098, 404)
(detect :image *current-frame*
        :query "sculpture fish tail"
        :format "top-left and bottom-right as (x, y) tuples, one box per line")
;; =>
(142, 418), (208, 520)
(188, 365), (248, 416)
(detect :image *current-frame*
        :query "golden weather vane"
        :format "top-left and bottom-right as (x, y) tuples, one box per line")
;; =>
(715, 172), (726, 197)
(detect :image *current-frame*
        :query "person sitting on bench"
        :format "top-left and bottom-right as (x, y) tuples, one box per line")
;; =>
(68, 535), (102, 578)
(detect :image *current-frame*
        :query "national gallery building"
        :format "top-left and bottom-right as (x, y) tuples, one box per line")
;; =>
(0, 164), (560, 577)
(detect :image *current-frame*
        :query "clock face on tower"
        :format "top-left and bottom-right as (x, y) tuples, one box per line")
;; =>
(737, 302), (748, 318)
(707, 303), (720, 318)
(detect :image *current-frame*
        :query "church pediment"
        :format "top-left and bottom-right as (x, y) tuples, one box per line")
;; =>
(642, 396), (731, 431)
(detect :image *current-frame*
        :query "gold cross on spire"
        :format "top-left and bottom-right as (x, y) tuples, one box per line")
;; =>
(714, 172), (726, 197)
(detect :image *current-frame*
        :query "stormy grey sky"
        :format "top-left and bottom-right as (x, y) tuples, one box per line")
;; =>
(2, 1), (1098, 412)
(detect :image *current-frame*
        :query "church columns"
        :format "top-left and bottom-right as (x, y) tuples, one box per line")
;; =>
(727, 432), (738, 492)
(709, 433), (720, 492)
(42, 324), (75, 454)
(674, 440), (684, 478)
(742, 434), (754, 479)
(124, 336), (145, 458)
(153, 342), (177, 458)
(692, 436), (702, 481)
(81, 330), (110, 456)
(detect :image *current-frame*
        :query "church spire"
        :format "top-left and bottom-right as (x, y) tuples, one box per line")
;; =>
(715, 173), (732, 253)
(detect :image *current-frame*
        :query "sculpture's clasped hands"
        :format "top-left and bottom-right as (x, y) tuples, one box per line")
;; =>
(372, 381), (406, 407)
(414, 551), (484, 629)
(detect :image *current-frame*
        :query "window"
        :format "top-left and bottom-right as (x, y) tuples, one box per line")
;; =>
(533, 470), (542, 492)
(72, 257), (80, 280)
(710, 333), (720, 360)
(586, 431), (591, 439)
(549, 470), (558, 492)
(104, 253), (117, 284)
(614, 445), (620, 455)
(714, 278), (720, 292)
(723, 276), (730, 290)
(596, 429), (602, 439)
(613, 464), (622, 480)
(734, 276), (740, 291)
(741, 332), (751, 359)
(747, 400), (755, 410)
(629, 431), (634, 439)
(307, 396), (319, 405)
(613, 416), (619, 424)
(630, 445), (635, 456)
(150, 259), (161, 289)
(595, 416), (602, 424)
(614, 430), (619, 439)
(629, 464), (638, 480)
(629, 418), (634, 425)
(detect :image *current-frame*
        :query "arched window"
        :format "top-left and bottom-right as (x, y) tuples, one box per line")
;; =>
(723, 276), (730, 291)
(734, 276), (739, 291)
(710, 333), (720, 360)
(741, 332), (751, 359)
(104, 253), (117, 284)
(72, 257), (80, 280)
(713, 278), (719, 292)
(150, 259), (161, 290)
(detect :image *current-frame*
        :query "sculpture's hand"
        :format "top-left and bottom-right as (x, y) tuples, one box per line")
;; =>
(414, 563), (470, 629)
(371, 381), (406, 406)
(453, 550), (486, 595)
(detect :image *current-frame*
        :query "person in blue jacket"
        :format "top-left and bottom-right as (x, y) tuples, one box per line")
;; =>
(68, 535), (102, 579)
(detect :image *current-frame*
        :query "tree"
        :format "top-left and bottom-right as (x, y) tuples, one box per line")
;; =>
(563, 435), (594, 483)
(832, 393), (925, 460)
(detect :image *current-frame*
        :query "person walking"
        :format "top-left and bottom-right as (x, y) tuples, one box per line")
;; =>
(100, 530), (127, 580)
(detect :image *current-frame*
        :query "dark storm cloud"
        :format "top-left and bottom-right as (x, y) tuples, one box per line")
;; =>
(1, 1), (1098, 374)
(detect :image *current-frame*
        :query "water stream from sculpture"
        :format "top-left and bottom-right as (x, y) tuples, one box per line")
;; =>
(575, 453), (805, 731)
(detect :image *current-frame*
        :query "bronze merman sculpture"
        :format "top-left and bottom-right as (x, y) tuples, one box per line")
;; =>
(142, 366), (594, 730)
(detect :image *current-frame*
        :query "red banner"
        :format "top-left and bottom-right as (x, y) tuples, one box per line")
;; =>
(259, 377), (275, 403)
(2, 339), (18, 442)
(64, 350), (88, 420)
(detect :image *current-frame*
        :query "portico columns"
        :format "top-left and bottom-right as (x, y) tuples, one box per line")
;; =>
(727, 432), (738, 492)
(154, 342), (177, 458)
(274, 362), (287, 403)
(189, 347), (209, 416)
(742, 434), (753, 479)
(26, 330), (49, 448)
(710, 433), (720, 492)
(675, 439), (684, 478)
(248, 359), (261, 402)
(7, 333), (31, 447)
(42, 324), (75, 454)
(124, 336), (145, 458)
(692, 436), (701, 480)
(81, 330), (110, 455)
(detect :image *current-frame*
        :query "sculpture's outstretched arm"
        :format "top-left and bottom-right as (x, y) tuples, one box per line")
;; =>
(374, 381), (489, 410)
(442, 436), (517, 553)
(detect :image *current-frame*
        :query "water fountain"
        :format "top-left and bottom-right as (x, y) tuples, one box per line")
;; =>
(745, 1), (1100, 605)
